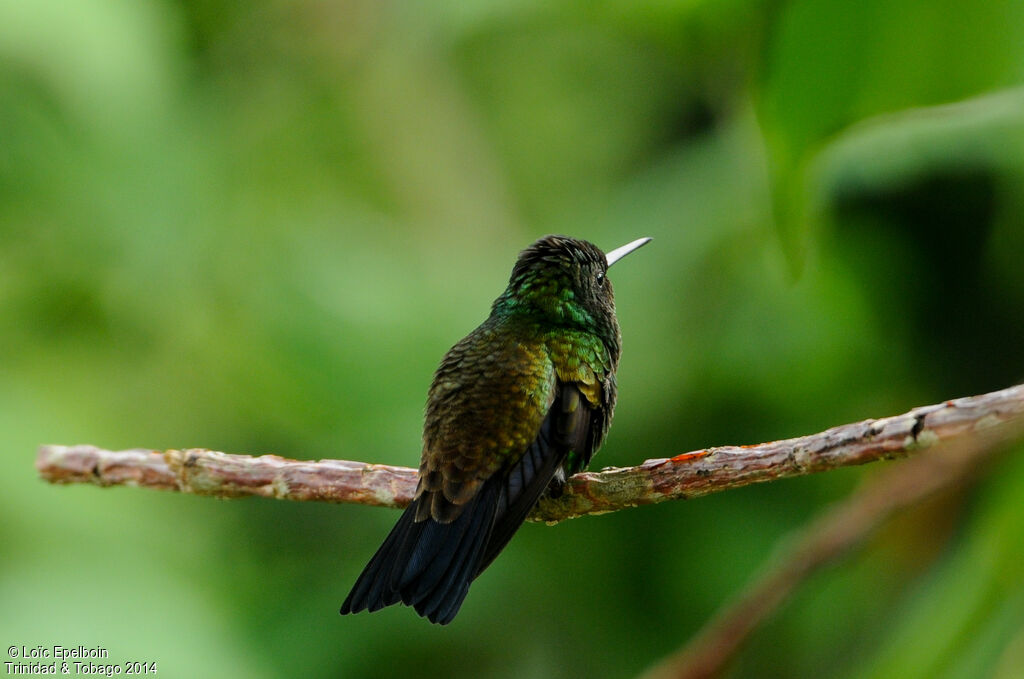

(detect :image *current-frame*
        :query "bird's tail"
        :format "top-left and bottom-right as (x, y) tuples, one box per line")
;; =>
(340, 481), (499, 625)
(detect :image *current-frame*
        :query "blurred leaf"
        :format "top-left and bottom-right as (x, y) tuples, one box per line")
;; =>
(813, 87), (1024, 205)
(756, 0), (1024, 272)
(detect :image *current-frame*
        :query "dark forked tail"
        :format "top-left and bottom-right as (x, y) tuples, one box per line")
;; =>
(340, 481), (500, 625)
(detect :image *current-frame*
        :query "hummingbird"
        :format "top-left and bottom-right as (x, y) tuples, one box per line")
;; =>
(340, 234), (651, 624)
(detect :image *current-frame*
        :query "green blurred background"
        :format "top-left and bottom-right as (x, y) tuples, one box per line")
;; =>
(3, 1), (1024, 677)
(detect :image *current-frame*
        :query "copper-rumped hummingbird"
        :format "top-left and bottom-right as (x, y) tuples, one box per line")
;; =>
(341, 235), (651, 624)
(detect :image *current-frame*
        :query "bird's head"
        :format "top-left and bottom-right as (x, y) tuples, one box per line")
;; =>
(494, 235), (651, 335)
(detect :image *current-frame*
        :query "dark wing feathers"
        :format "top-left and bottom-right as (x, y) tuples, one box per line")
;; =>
(577, 370), (615, 475)
(476, 382), (591, 574)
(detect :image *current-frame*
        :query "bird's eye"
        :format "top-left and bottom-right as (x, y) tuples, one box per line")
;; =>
(596, 270), (605, 283)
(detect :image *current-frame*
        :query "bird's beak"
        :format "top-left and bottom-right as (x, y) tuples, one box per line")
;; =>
(606, 237), (653, 267)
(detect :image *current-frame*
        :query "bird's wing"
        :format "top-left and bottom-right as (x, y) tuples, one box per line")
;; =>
(416, 321), (616, 567)
(550, 330), (617, 478)
(475, 380), (595, 573)
(476, 329), (615, 571)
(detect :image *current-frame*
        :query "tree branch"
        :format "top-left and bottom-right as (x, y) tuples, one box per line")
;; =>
(35, 385), (1024, 523)
(639, 402), (1024, 679)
